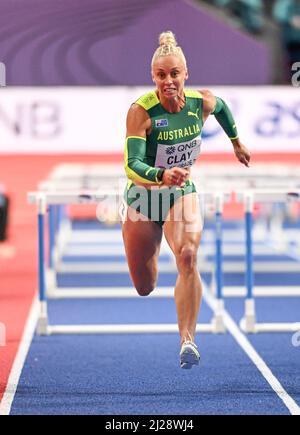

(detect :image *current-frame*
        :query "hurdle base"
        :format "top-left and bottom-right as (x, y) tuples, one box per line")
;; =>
(240, 299), (256, 333)
(240, 317), (256, 333)
(251, 323), (300, 333)
(45, 323), (219, 335)
(45, 268), (57, 297)
(36, 315), (49, 336)
(211, 299), (226, 333)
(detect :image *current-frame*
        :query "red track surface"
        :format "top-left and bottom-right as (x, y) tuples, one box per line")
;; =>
(0, 152), (300, 402)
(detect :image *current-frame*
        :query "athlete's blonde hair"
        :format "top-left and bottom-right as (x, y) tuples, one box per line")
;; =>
(151, 31), (187, 69)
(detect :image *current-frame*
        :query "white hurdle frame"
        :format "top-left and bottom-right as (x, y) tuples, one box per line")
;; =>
(29, 188), (300, 335)
(238, 190), (300, 333)
(29, 190), (227, 335)
(39, 164), (300, 279)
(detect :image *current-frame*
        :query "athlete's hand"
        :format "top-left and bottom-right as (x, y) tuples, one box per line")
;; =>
(162, 167), (189, 187)
(232, 140), (251, 167)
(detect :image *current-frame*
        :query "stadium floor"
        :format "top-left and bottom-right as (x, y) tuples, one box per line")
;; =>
(1, 154), (300, 415)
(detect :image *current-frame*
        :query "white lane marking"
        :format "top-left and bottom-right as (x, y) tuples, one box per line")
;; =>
(203, 287), (300, 415)
(0, 297), (39, 415)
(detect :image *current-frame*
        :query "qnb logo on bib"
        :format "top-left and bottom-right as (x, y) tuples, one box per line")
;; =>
(155, 136), (201, 169)
(166, 146), (176, 155)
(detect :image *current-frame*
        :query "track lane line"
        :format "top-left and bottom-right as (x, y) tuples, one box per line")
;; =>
(0, 297), (39, 415)
(3, 288), (299, 414)
(203, 286), (300, 415)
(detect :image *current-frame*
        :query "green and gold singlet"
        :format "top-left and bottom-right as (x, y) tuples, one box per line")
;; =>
(124, 89), (203, 226)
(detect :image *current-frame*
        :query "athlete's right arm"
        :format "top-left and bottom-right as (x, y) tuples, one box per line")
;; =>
(125, 104), (163, 184)
(125, 104), (189, 187)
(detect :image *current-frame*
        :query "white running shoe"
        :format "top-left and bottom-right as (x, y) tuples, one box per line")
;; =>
(180, 340), (200, 369)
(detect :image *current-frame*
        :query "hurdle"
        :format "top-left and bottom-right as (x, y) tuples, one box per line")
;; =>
(38, 165), (127, 294)
(39, 163), (300, 281)
(239, 189), (300, 333)
(28, 190), (227, 335)
(29, 161), (300, 334)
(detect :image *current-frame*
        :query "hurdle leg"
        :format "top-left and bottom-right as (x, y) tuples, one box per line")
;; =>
(46, 205), (57, 297)
(55, 204), (72, 262)
(211, 193), (226, 333)
(240, 193), (256, 333)
(36, 195), (49, 335)
(269, 202), (286, 252)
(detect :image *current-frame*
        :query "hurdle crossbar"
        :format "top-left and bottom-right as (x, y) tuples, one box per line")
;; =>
(29, 189), (300, 335)
(32, 192), (226, 335)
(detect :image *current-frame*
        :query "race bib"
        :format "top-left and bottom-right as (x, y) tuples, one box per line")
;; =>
(154, 136), (201, 169)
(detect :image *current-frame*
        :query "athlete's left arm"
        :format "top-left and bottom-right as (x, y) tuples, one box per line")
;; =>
(200, 89), (251, 167)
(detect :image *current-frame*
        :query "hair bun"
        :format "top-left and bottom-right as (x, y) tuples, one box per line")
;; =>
(159, 31), (177, 47)
(151, 30), (186, 69)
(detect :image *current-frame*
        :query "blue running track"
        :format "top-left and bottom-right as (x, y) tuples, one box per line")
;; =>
(8, 221), (300, 415)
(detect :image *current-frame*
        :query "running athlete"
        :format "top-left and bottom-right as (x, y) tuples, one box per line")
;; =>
(121, 31), (250, 369)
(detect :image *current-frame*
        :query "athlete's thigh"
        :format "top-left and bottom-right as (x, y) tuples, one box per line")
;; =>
(122, 206), (163, 280)
(163, 192), (203, 254)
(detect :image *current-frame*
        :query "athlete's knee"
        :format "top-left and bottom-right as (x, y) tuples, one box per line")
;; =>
(135, 283), (155, 297)
(176, 244), (198, 271)
(130, 270), (157, 296)
(133, 276), (156, 296)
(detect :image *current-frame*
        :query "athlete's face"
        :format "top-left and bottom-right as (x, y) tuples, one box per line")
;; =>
(152, 55), (188, 100)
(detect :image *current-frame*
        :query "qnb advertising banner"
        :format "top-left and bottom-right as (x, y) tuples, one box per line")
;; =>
(0, 86), (299, 153)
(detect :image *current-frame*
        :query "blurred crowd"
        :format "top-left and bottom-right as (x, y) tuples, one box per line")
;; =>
(273, 0), (300, 69)
(204, 0), (300, 80)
